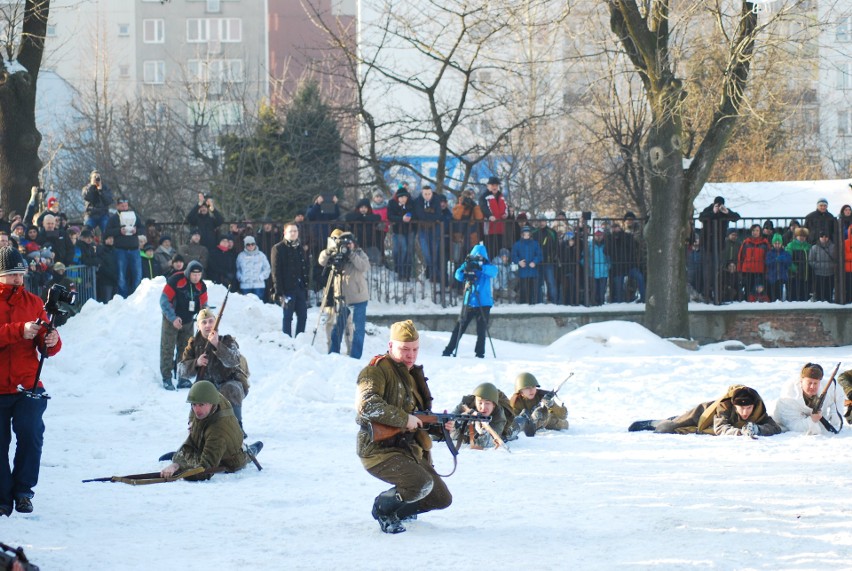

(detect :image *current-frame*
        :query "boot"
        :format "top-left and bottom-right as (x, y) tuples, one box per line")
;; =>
(247, 441), (263, 457)
(176, 378), (192, 389)
(395, 501), (420, 523)
(516, 415), (536, 437)
(162, 378), (175, 391)
(14, 496), (33, 514)
(158, 451), (175, 462)
(233, 405), (247, 439)
(371, 489), (406, 534)
(628, 419), (658, 432)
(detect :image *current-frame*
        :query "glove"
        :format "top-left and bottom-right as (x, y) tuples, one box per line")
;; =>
(742, 422), (758, 437)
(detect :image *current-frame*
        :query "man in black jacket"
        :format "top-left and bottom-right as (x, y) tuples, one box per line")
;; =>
(698, 196), (740, 303)
(185, 193), (224, 251)
(82, 170), (114, 234)
(270, 223), (309, 337)
(104, 198), (146, 297)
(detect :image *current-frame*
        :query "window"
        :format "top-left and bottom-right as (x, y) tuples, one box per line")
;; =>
(119, 64), (130, 78)
(118, 23), (130, 37)
(187, 59), (245, 84)
(837, 16), (852, 42)
(187, 19), (208, 43)
(839, 110), (852, 137)
(219, 19), (241, 42)
(143, 19), (164, 44)
(46, 24), (56, 37)
(206, 0), (221, 13)
(143, 60), (165, 84)
(837, 62), (852, 90)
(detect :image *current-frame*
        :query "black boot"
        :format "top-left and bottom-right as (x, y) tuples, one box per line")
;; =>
(371, 489), (407, 534)
(176, 378), (192, 389)
(517, 415), (536, 437)
(247, 441), (263, 457)
(628, 419), (658, 432)
(233, 405), (247, 439)
(395, 501), (420, 523)
(162, 378), (176, 391)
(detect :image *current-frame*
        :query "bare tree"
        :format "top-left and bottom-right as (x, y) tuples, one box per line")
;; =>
(0, 0), (48, 215)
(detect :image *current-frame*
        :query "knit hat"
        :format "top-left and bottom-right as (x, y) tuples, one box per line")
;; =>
(395, 189), (410, 199)
(185, 260), (204, 277)
(243, 235), (256, 245)
(801, 363), (824, 380)
(47, 197), (59, 208)
(159, 234), (172, 245)
(817, 198), (828, 205)
(521, 226), (532, 234)
(713, 196), (725, 205)
(771, 233), (783, 245)
(0, 246), (27, 276)
(487, 176), (500, 185)
(390, 320), (419, 342)
(190, 227), (201, 237)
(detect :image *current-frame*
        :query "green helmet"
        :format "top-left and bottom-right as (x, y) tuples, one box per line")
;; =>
(514, 372), (540, 392)
(186, 381), (220, 405)
(473, 382), (499, 405)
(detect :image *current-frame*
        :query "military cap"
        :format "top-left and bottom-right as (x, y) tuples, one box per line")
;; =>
(390, 320), (419, 342)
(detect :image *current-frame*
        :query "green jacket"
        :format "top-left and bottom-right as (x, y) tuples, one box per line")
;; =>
(356, 354), (435, 469)
(785, 239), (811, 276)
(173, 394), (247, 473)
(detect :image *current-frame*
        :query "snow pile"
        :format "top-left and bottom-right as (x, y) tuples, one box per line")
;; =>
(4, 279), (852, 569)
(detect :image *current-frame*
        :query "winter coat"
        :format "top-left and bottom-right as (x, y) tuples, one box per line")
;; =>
(356, 354), (436, 469)
(844, 227), (852, 273)
(804, 209), (837, 245)
(535, 226), (560, 265)
(172, 393), (248, 473)
(236, 248), (271, 290)
(412, 193), (443, 226)
(140, 250), (160, 280)
(36, 229), (70, 266)
(207, 245), (237, 286)
(655, 385), (779, 436)
(606, 231), (641, 274)
(698, 204), (741, 253)
(318, 246), (370, 305)
(153, 245), (175, 275)
(81, 183), (114, 218)
(78, 241), (99, 268)
(786, 239), (811, 279)
(774, 376), (846, 435)
(450, 394), (507, 449)
(451, 201), (484, 245)
(185, 206), (224, 251)
(180, 242), (209, 270)
(737, 236), (769, 274)
(765, 247), (792, 283)
(0, 283), (62, 395)
(179, 332), (247, 395)
(809, 241), (836, 277)
(585, 238), (611, 279)
(270, 239), (308, 297)
(160, 261), (209, 323)
(96, 245), (118, 286)
(511, 237), (542, 278)
(387, 198), (415, 235)
(105, 208), (146, 251)
(479, 191), (508, 235)
(509, 388), (568, 431)
(343, 200), (381, 249)
(454, 243), (497, 307)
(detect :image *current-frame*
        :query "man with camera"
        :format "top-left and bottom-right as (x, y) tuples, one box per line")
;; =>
(82, 170), (114, 234)
(186, 193), (224, 252)
(0, 246), (62, 516)
(442, 243), (497, 359)
(318, 229), (370, 359)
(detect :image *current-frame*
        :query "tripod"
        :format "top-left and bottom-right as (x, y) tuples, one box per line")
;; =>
(311, 263), (349, 353)
(446, 278), (496, 358)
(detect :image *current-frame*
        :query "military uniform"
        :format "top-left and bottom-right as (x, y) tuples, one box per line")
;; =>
(450, 394), (506, 448)
(172, 394), (248, 477)
(356, 354), (452, 516)
(837, 369), (852, 424)
(510, 389), (569, 431)
(652, 385), (781, 436)
(179, 333), (248, 419)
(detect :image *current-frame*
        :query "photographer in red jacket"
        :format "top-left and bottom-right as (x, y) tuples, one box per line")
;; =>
(0, 246), (61, 516)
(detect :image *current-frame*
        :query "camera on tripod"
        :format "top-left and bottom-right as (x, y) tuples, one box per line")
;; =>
(330, 234), (354, 268)
(44, 284), (76, 317)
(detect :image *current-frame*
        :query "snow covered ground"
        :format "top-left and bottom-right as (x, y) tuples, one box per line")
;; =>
(5, 277), (852, 570)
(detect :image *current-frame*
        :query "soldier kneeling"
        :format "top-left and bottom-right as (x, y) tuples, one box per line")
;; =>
(509, 372), (569, 437)
(160, 381), (261, 479)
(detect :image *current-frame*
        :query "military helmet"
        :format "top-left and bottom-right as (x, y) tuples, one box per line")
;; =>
(186, 381), (220, 405)
(473, 382), (499, 404)
(514, 372), (540, 392)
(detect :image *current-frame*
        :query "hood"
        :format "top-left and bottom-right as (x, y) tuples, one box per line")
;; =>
(469, 243), (489, 259)
(184, 260), (204, 278)
(355, 198), (373, 212)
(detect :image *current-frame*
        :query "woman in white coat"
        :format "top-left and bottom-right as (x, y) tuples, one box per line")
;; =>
(236, 236), (271, 300)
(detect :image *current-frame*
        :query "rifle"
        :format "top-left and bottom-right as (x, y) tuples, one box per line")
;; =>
(813, 362), (841, 414)
(82, 466), (226, 485)
(541, 372), (573, 400)
(369, 411), (492, 477)
(197, 286), (231, 379)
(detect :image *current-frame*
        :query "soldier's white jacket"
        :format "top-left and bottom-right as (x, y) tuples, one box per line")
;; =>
(773, 377), (846, 435)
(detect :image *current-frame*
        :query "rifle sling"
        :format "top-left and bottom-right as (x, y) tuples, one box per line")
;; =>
(819, 416), (841, 435)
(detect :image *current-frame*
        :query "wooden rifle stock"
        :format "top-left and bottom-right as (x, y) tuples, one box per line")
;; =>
(813, 362), (841, 414)
(369, 411), (491, 443)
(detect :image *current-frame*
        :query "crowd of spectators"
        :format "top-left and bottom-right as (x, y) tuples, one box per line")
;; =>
(6, 176), (852, 317)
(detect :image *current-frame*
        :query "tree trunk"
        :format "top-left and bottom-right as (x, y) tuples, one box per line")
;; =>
(0, 70), (43, 215)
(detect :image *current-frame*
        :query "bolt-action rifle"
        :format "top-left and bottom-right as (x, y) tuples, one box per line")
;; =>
(813, 362), (842, 434)
(197, 286), (230, 379)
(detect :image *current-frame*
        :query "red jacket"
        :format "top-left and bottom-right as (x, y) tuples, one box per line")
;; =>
(737, 237), (769, 274)
(482, 192), (508, 235)
(0, 283), (62, 395)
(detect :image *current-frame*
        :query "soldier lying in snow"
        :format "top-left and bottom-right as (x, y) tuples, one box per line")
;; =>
(629, 385), (781, 437)
(509, 372), (569, 437)
(450, 383), (507, 449)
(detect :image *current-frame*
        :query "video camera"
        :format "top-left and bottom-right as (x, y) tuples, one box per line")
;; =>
(44, 284), (76, 317)
(463, 255), (485, 281)
(329, 234), (354, 268)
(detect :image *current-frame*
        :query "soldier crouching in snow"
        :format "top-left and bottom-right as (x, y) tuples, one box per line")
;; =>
(179, 308), (250, 431)
(160, 381), (261, 479)
(509, 372), (569, 437)
(449, 382), (506, 449)
(629, 385), (781, 437)
(356, 320), (452, 534)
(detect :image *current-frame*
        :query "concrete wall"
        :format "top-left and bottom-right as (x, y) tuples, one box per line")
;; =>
(367, 307), (852, 348)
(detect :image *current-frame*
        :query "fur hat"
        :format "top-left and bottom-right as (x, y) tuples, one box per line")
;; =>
(801, 363), (824, 380)
(731, 387), (756, 407)
(390, 320), (419, 342)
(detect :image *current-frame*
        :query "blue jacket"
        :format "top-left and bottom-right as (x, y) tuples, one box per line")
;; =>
(454, 244), (497, 307)
(765, 247), (792, 283)
(585, 238), (611, 279)
(511, 238), (542, 278)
